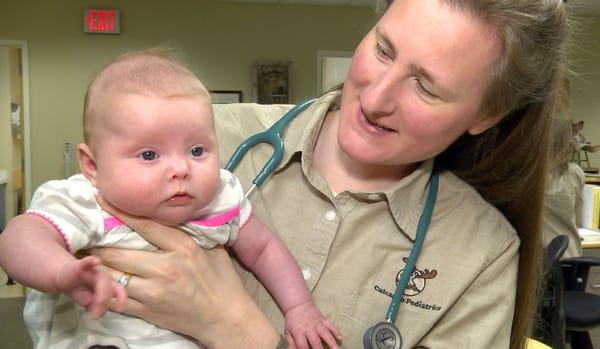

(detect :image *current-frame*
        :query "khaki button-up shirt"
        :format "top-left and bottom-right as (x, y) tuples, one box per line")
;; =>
(213, 92), (519, 348)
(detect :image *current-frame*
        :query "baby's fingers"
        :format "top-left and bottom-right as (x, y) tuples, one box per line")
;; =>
(315, 324), (338, 349)
(111, 281), (127, 312)
(292, 332), (310, 349)
(86, 274), (114, 319)
(306, 330), (325, 349)
(79, 255), (102, 270)
(322, 319), (342, 341)
(285, 332), (296, 349)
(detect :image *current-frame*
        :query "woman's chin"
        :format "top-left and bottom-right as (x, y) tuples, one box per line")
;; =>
(339, 137), (388, 166)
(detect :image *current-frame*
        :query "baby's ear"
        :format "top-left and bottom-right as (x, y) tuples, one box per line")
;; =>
(77, 143), (98, 186)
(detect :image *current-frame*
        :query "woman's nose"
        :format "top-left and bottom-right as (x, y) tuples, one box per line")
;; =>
(361, 69), (400, 117)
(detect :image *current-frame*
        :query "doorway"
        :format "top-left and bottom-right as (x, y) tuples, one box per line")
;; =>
(0, 40), (30, 227)
(316, 51), (352, 94)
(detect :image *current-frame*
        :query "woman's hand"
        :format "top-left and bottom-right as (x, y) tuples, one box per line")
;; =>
(89, 197), (280, 349)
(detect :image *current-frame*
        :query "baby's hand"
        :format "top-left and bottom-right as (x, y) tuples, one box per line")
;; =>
(284, 301), (342, 349)
(55, 256), (127, 319)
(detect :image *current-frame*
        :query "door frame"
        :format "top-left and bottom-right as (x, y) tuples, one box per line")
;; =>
(0, 40), (31, 204)
(316, 50), (353, 95)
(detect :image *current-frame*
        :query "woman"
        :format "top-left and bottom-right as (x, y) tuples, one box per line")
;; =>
(93, 0), (571, 347)
(543, 117), (585, 260)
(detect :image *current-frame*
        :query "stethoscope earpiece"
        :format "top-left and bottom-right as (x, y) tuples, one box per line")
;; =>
(363, 321), (402, 349)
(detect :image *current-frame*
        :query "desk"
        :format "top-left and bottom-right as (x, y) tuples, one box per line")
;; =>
(586, 175), (600, 184)
(580, 227), (600, 249)
(584, 240), (600, 249)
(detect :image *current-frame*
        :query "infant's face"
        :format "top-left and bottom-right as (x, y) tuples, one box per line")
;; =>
(92, 93), (220, 225)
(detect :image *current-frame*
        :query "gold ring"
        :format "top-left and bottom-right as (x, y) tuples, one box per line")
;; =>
(117, 272), (133, 288)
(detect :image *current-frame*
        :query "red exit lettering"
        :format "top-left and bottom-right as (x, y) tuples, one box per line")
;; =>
(85, 9), (119, 34)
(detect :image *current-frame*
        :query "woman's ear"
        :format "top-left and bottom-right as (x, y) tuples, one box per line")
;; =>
(467, 113), (505, 136)
(77, 143), (98, 186)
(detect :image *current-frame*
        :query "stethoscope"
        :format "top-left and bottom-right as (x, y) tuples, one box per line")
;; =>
(225, 98), (317, 197)
(225, 99), (439, 349)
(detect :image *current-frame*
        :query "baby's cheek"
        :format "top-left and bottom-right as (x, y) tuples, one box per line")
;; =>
(104, 181), (159, 217)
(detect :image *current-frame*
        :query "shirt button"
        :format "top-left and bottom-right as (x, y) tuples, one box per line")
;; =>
(325, 210), (337, 221)
(302, 267), (312, 280)
(368, 194), (380, 201)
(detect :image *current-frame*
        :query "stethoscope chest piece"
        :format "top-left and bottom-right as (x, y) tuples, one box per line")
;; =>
(363, 321), (402, 349)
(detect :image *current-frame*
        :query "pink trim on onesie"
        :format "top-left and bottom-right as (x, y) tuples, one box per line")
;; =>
(187, 206), (241, 227)
(103, 216), (125, 231)
(25, 211), (73, 254)
(102, 205), (241, 230)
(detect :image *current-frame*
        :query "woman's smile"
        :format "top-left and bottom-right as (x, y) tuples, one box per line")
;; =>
(357, 106), (397, 134)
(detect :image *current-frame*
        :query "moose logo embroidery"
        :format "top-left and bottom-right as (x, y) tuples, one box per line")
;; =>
(396, 257), (438, 296)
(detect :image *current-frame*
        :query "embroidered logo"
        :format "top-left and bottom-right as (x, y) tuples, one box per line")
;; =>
(396, 257), (438, 296)
(373, 257), (442, 312)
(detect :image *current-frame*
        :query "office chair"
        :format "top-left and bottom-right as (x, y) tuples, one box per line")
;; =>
(562, 251), (600, 348)
(535, 235), (569, 349)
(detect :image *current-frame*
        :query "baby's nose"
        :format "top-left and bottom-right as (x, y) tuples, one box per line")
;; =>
(168, 158), (190, 179)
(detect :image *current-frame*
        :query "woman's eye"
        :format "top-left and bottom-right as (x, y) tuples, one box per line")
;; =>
(140, 151), (157, 161)
(190, 146), (205, 157)
(415, 80), (438, 100)
(375, 43), (392, 61)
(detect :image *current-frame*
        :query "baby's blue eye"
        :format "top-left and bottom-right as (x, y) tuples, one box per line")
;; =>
(191, 146), (205, 157)
(141, 151), (157, 161)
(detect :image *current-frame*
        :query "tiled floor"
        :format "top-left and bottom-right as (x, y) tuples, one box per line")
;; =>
(0, 268), (32, 349)
(0, 272), (26, 298)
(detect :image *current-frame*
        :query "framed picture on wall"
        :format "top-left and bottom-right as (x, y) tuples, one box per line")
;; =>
(253, 62), (291, 104)
(209, 90), (243, 104)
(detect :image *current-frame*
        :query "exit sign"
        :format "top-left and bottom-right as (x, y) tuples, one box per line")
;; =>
(84, 9), (120, 34)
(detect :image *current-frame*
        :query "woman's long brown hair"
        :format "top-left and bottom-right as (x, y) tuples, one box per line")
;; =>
(374, 1), (572, 348)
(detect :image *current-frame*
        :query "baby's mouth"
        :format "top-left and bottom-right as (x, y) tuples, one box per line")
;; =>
(166, 193), (192, 205)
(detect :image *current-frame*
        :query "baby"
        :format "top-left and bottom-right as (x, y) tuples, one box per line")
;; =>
(0, 49), (341, 349)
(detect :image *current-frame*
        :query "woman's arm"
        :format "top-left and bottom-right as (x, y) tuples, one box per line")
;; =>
(90, 199), (280, 349)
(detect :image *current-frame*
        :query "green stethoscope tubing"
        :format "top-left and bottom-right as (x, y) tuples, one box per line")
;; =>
(364, 170), (439, 349)
(225, 98), (317, 197)
(387, 170), (438, 323)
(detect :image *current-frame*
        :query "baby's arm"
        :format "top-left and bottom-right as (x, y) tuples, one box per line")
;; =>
(0, 214), (126, 319)
(231, 214), (342, 349)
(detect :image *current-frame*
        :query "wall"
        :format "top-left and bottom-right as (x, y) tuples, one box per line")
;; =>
(0, 0), (376, 192)
(1, 1), (598, 199)
(0, 48), (13, 225)
(570, 16), (600, 167)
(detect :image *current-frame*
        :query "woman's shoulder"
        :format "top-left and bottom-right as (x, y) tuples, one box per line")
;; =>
(436, 169), (518, 250)
(213, 103), (295, 158)
(213, 103), (294, 133)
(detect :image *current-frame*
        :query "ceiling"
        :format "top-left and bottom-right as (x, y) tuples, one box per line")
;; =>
(218, 0), (373, 6)
(217, 0), (600, 15)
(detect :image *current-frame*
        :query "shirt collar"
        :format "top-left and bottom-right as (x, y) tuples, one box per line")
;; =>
(384, 159), (435, 241)
(275, 91), (340, 171)
(275, 90), (436, 242)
